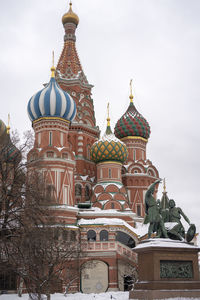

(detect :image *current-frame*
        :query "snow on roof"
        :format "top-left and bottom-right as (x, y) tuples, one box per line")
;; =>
(94, 182), (123, 189)
(134, 222), (148, 237)
(99, 200), (109, 205)
(90, 176), (95, 182)
(78, 207), (136, 216)
(55, 147), (64, 151)
(78, 217), (138, 237)
(80, 175), (88, 181)
(49, 205), (78, 211)
(135, 238), (199, 250)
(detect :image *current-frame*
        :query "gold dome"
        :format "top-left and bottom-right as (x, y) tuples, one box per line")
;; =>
(62, 2), (79, 26)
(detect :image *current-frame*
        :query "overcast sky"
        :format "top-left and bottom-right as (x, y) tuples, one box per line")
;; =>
(0, 0), (200, 230)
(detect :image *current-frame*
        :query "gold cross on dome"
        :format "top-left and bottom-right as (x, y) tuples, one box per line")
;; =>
(129, 79), (133, 102)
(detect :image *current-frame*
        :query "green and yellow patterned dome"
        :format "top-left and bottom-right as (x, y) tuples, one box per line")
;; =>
(91, 105), (128, 164)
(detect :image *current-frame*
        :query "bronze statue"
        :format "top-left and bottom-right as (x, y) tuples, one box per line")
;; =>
(144, 180), (196, 243)
(167, 199), (190, 241)
(144, 180), (168, 239)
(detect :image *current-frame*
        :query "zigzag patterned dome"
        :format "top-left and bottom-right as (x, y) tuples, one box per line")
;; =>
(114, 87), (150, 140)
(27, 67), (76, 122)
(91, 113), (128, 164)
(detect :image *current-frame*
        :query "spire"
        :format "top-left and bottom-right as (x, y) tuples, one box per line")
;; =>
(129, 79), (133, 103)
(51, 51), (55, 78)
(56, 1), (87, 82)
(161, 178), (169, 209)
(7, 113), (10, 135)
(106, 103), (112, 135)
(163, 178), (166, 193)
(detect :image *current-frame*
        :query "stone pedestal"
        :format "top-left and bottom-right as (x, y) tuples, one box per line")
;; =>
(130, 239), (200, 299)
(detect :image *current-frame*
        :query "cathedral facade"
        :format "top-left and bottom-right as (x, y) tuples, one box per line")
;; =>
(1, 3), (161, 294)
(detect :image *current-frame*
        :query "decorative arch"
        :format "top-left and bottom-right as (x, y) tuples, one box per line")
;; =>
(104, 200), (122, 210)
(146, 166), (159, 177)
(128, 163), (145, 174)
(116, 231), (135, 249)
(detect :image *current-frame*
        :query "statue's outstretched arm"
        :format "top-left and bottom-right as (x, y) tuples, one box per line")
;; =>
(179, 208), (190, 225)
(146, 179), (161, 196)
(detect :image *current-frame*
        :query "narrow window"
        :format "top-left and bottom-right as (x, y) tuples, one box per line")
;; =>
(137, 204), (141, 216)
(64, 185), (68, 205)
(142, 150), (144, 160)
(49, 131), (52, 146)
(109, 168), (111, 178)
(133, 150), (136, 161)
(38, 132), (41, 146)
(85, 185), (90, 200)
(70, 230), (76, 241)
(75, 184), (82, 196)
(60, 132), (63, 147)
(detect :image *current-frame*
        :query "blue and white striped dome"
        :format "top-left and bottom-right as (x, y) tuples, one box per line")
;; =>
(27, 76), (76, 122)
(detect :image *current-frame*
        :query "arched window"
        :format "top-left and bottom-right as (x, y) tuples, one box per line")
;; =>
(75, 184), (82, 196)
(85, 185), (90, 200)
(100, 230), (108, 241)
(87, 230), (96, 241)
(116, 231), (135, 249)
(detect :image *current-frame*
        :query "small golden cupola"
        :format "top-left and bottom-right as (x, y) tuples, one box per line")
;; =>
(62, 1), (79, 26)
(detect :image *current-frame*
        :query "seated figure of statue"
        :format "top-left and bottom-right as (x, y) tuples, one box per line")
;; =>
(166, 199), (190, 240)
(144, 180), (168, 239)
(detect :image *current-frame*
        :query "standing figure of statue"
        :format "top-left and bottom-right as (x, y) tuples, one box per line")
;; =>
(144, 180), (168, 239)
(167, 199), (190, 240)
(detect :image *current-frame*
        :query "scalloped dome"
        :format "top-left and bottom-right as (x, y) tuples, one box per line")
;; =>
(62, 3), (79, 26)
(114, 102), (150, 140)
(90, 123), (128, 164)
(27, 76), (76, 122)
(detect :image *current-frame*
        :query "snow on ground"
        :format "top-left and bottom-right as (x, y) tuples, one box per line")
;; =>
(0, 292), (128, 300)
(0, 292), (200, 300)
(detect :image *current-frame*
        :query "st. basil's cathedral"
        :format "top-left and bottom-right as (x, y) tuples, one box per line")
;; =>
(0, 2), (166, 294)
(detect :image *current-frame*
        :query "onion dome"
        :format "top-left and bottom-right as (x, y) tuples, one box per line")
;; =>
(0, 119), (7, 143)
(91, 104), (128, 164)
(27, 62), (76, 122)
(114, 81), (150, 140)
(0, 119), (21, 164)
(62, 2), (79, 26)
